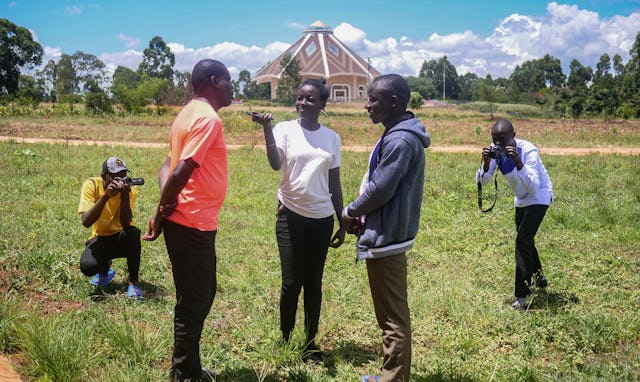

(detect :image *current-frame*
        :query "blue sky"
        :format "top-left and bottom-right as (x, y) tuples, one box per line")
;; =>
(4, 0), (640, 79)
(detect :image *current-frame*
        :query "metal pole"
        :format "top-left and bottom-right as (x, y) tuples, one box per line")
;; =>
(443, 65), (446, 101)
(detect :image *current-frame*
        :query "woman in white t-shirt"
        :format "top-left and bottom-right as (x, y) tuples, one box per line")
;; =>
(253, 78), (344, 363)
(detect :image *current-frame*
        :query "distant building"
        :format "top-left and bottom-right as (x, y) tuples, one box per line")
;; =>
(254, 21), (381, 102)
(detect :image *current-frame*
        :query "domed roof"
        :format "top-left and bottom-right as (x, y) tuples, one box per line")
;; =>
(254, 21), (380, 82)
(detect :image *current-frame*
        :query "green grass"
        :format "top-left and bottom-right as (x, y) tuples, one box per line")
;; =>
(0, 141), (638, 381)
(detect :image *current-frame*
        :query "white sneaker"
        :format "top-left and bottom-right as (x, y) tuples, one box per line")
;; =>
(511, 297), (529, 311)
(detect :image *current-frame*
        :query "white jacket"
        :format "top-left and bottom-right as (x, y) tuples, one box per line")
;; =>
(476, 139), (553, 207)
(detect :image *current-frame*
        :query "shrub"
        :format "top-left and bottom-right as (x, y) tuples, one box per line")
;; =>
(409, 91), (423, 109)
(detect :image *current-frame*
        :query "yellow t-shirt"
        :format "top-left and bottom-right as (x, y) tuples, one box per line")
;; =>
(78, 177), (138, 238)
(165, 99), (228, 231)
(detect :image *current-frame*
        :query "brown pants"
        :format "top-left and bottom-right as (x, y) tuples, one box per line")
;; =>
(366, 253), (411, 382)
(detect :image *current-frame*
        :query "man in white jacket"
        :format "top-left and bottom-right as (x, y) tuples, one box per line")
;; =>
(476, 118), (553, 310)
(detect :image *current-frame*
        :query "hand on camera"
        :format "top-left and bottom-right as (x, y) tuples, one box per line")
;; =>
(504, 146), (523, 169)
(105, 178), (126, 196)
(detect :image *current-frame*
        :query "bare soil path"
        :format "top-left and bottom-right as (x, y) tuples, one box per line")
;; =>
(2, 136), (640, 155)
(0, 355), (21, 382)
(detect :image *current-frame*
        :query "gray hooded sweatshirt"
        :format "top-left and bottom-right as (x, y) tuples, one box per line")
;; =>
(346, 115), (430, 260)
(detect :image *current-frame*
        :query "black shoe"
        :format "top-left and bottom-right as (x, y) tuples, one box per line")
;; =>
(169, 368), (219, 382)
(198, 368), (219, 381)
(532, 274), (548, 288)
(302, 342), (324, 364)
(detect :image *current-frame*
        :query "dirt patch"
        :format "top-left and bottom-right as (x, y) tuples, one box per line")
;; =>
(1, 136), (638, 156)
(0, 354), (22, 381)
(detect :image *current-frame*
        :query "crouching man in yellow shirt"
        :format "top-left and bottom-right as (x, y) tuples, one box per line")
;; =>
(78, 156), (143, 300)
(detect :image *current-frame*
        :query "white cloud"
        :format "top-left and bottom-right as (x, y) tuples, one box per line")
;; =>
(118, 34), (140, 49)
(327, 5), (640, 78)
(98, 50), (143, 71)
(44, 3), (640, 83)
(65, 5), (82, 16)
(8, 2), (17, 8)
(486, 2), (639, 75)
(286, 22), (307, 31)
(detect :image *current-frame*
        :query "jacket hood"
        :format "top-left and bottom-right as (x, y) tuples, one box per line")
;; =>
(387, 116), (430, 148)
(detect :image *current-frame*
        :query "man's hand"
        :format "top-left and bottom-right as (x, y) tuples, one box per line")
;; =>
(481, 147), (491, 171)
(142, 215), (162, 241)
(105, 177), (128, 197)
(341, 206), (362, 236)
(505, 145), (523, 170)
(159, 201), (178, 219)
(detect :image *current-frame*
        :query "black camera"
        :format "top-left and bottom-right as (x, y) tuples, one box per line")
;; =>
(488, 145), (505, 160)
(122, 176), (145, 186)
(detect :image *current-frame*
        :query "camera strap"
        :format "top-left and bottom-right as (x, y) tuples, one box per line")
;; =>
(477, 171), (498, 213)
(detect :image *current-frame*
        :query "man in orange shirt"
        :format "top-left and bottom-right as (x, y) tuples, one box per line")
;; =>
(143, 59), (233, 382)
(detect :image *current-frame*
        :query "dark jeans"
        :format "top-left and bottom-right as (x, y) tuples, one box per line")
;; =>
(514, 204), (549, 298)
(80, 225), (141, 282)
(163, 220), (217, 381)
(276, 205), (333, 344)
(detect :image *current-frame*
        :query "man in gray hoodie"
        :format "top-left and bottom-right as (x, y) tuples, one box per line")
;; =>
(343, 74), (430, 382)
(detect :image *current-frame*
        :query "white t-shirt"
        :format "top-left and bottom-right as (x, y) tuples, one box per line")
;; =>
(273, 119), (341, 219)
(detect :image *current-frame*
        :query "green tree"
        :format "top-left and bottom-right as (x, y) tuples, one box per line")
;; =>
(406, 76), (437, 100)
(612, 54), (625, 76)
(476, 78), (499, 120)
(84, 79), (112, 115)
(71, 51), (106, 90)
(53, 51), (107, 107)
(409, 92), (423, 109)
(237, 69), (253, 98)
(567, 59), (592, 92)
(243, 81), (270, 99)
(594, 53), (611, 81)
(54, 54), (78, 101)
(38, 59), (57, 102)
(508, 54), (564, 102)
(0, 18), (43, 97)
(110, 66), (141, 112)
(458, 72), (479, 101)
(566, 59), (592, 118)
(138, 36), (175, 81)
(276, 53), (301, 105)
(419, 56), (460, 100)
(590, 53), (618, 118)
(16, 74), (45, 106)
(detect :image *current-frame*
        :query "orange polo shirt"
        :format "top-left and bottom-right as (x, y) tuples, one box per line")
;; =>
(165, 99), (228, 231)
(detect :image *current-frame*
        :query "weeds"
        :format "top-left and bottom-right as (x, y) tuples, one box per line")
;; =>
(0, 140), (638, 381)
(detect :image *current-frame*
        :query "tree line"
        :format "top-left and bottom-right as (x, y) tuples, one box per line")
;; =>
(1, 18), (639, 118)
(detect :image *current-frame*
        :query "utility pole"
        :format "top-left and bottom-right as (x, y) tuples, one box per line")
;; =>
(442, 65), (446, 101)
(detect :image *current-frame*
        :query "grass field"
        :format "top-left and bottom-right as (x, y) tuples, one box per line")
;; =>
(0, 106), (639, 381)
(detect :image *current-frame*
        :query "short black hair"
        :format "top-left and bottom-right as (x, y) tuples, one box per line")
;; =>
(492, 118), (514, 133)
(191, 59), (228, 93)
(299, 78), (330, 103)
(371, 74), (410, 110)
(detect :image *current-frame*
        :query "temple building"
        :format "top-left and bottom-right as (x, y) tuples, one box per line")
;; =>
(254, 21), (381, 102)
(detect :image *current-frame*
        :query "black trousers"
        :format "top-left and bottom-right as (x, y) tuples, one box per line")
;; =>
(163, 220), (217, 381)
(276, 206), (333, 343)
(79, 225), (141, 282)
(514, 204), (549, 298)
